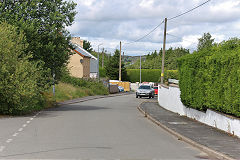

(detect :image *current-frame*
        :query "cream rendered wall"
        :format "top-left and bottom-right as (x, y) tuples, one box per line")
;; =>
(68, 53), (84, 78)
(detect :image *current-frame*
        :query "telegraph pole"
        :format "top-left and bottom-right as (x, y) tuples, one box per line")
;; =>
(119, 41), (122, 81)
(140, 55), (141, 84)
(97, 43), (103, 81)
(161, 18), (167, 84)
(102, 48), (104, 68)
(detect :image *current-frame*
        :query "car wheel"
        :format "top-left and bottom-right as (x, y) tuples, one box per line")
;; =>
(139, 96), (142, 98)
(136, 95), (138, 98)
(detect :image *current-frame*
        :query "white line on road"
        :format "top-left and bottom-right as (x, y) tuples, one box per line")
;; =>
(30, 118), (34, 120)
(18, 128), (23, 132)
(22, 124), (27, 127)
(12, 133), (19, 137)
(0, 146), (5, 152)
(6, 139), (12, 143)
(26, 121), (30, 124)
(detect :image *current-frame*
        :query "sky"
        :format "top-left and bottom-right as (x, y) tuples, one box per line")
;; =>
(67, 0), (240, 56)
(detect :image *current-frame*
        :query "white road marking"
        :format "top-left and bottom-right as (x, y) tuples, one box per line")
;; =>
(30, 118), (34, 120)
(22, 124), (27, 127)
(26, 121), (30, 124)
(6, 139), (12, 143)
(12, 133), (19, 137)
(33, 115), (36, 118)
(18, 128), (23, 132)
(0, 146), (5, 152)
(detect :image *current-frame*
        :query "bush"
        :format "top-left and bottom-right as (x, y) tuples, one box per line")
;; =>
(99, 67), (107, 78)
(164, 70), (179, 81)
(0, 22), (48, 115)
(178, 38), (240, 117)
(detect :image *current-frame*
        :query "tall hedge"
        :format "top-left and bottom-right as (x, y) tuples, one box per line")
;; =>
(178, 38), (240, 117)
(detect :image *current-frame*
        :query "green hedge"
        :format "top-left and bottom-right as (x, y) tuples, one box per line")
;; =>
(178, 38), (240, 117)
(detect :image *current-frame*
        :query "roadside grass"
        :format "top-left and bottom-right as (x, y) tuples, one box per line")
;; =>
(45, 82), (109, 105)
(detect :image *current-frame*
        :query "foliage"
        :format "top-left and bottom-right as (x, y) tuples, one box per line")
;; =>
(105, 49), (128, 80)
(48, 82), (98, 102)
(99, 67), (107, 78)
(83, 40), (93, 53)
(178, 38), (240, 117)
(197, 32), (215, 51)
(126, 69), (178, 83)
(0, 0), (77, 80)
(127, 47), (189, 70)
(0, 22), (49, 115)
(60, 74), (109, 95)
(164, 70), (179, 81)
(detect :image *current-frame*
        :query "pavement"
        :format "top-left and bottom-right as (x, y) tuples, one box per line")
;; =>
(0, 94), (215, 159)
(139, 102), (240, 160)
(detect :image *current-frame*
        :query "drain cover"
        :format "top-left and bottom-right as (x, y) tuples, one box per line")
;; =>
(168, 122), (188, 125)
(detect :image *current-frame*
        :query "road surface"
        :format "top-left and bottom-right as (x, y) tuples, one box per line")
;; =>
(0, 94), (212, 159)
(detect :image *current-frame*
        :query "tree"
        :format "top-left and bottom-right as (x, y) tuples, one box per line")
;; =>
(0, 22), (48, 115)
(197, 32), (215, 51)
(0, 0), (77, 80)
(105, 49), (127, 80)
(83, 40), (93, 53)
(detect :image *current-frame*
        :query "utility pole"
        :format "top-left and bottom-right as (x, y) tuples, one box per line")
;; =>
(161, 18), (167, 84)
(97, 43), (103, 81)
(140, 55), (141, 84)
(119, 41), (122, 81)
(102, 48), (104, 68)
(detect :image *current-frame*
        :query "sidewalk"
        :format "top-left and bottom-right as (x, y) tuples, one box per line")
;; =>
(139, 102), (240, 160)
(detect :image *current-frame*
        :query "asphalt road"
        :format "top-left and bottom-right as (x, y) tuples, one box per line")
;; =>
(0, 94), (211, 159)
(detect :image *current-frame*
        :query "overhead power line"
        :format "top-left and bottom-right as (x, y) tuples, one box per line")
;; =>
(168, 0), (211, 21)
(124, 20), (165, 45)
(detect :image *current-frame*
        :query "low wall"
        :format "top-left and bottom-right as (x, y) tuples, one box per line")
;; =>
(158, 85), (240, 138)
(130, 83), (139, 91)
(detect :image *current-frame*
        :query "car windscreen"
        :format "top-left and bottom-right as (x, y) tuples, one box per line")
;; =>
(139, 85), (151, 89)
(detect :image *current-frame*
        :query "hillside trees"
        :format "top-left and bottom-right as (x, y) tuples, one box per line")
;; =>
(0, 0), (77, 79)
(105, 49), (128, 80)
(197, 32), (215, 51)
(127, 47), (189, 70)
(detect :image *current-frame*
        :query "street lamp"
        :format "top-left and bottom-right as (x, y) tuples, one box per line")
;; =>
(97, 43), (103, 81)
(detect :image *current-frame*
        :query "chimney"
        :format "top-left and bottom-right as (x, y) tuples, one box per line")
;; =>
(72, 37), (84, 48)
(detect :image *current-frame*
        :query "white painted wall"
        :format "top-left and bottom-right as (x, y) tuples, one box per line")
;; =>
(158, 85), (240, 138)
(130, 83), (139, 91)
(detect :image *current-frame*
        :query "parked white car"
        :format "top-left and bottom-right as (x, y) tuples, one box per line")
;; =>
(136, 85), (155, 99)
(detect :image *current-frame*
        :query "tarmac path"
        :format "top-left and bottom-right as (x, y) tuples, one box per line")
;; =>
(0, 94), (214, 159)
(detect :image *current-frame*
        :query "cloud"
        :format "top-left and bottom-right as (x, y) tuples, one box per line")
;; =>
(67, 0), (240, 56)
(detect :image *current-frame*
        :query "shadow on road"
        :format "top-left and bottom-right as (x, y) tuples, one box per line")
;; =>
(36, 105), (110, 118)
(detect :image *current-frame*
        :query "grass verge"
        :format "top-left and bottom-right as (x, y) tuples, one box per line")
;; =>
(45, 82), (109, 105)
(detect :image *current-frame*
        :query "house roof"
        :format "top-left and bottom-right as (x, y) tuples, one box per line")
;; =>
(71, 43), (97, 60)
